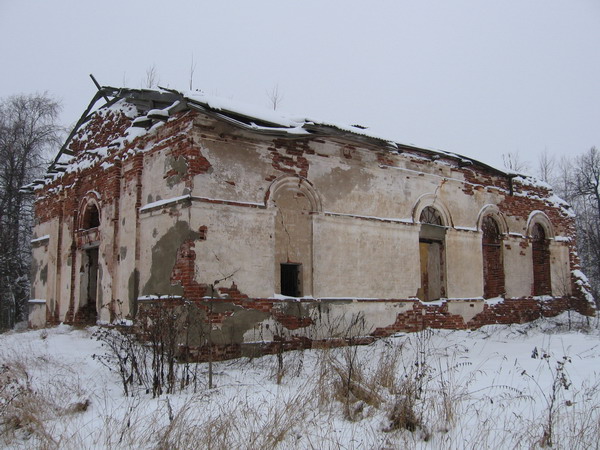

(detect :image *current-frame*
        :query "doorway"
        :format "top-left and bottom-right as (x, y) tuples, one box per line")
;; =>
(79, 247), (99, 323)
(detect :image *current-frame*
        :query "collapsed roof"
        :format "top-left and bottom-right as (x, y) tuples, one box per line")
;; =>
(24, 85), (519, 192)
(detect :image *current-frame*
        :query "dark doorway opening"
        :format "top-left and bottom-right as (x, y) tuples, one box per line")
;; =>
(280, 263), (301, 297)
(80, 247), (99, 323)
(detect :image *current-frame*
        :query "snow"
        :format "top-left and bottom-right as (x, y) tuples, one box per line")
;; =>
(185, 90), (308, 129)
(2, 313), (599, 448)
(137, 294), (183, 301)
(483, 296), (505, 305)
(140, 195), (266, 212)
(324, 211), (413, 224)
(454, 226), (478, 232)
(30, 235), (50, 244)
(272, 294), (315, 300)
(140, 195), (191, 212)
(147, 108), (169, 118)
(554, 235), (571, 242)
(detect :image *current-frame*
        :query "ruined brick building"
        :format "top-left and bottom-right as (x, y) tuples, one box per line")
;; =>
(26, 86), (594, 354)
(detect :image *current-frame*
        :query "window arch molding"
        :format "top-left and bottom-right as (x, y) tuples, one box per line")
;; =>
(412, 193), (453, 228)
(266, 175), (323, 213)
(476, 205), (509, 235)
(78, 192), (102, 230)
(526, 211), (555, 240)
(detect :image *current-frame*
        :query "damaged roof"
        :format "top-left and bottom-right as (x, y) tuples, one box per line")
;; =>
(24, 85), (517, 192)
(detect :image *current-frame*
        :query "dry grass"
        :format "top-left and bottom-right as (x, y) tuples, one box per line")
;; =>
(2, 318), (600, 449)
(0, 347), (91, 448)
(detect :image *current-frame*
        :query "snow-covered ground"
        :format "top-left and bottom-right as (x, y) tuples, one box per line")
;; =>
(1, 312), (599, 449)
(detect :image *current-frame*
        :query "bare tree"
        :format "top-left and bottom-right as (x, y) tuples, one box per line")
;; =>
(570, 147), (600, 303)
(537, 148), (555, 183)
(143, 64), (159, 89)
(0, 93), (62, 330)
(267, 84), (283, 111)
(553, 156), (574, 202)
(502, 151), (530, 173)
(189, 55), (197, 91)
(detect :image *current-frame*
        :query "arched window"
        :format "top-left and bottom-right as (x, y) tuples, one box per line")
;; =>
(270, 179), (317, 297)
(482, 216), (504, 298)
(420, 206), (443, 226)
(418, 206), (446, 301)
(532, 223), (551, 295)
(81, 203), (100, 229)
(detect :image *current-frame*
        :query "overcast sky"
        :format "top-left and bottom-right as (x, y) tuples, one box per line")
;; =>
(1, 0), (599, 172)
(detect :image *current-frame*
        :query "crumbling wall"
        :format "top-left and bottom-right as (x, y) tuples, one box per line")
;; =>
(29, 93), (592, 344)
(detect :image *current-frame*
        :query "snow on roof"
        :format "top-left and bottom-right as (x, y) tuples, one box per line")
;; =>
(28, 85), (564, 207)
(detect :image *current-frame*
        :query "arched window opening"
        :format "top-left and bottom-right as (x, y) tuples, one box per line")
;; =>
(81, 203), (100, 229)
(482, 216), (505, 298)
(273, 188), (313, 297)
(418, 206), (446, 301)
(420, 206), (443, 226)
(532, 223), (551, 295)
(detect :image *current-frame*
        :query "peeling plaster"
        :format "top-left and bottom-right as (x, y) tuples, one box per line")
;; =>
(142, 221), (200, 296)
(40, 264), (48, 285)
(165, 155), (188, 188)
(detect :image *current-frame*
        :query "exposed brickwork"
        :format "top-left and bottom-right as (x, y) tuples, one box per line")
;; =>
(269, 138), (313, 178)
(137, 294), (593, 362)
(69, 109), (133, 155)
(31, 92), (595, 351)
(482, 216), (505, 298)
(532, 224), (552, 295)
(170, 240), (208, 301)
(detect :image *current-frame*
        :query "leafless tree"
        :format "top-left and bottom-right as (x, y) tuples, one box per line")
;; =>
(537, 148), (555, 183)
(553, 156), (574, 201)
(0, 93), (62, 330)
(144, 64), (159, 89)
(267, 84), (283, 111)
(569, 147), (600, 302)
(189, 55), (197, 91)
(502, 151), (530, 173)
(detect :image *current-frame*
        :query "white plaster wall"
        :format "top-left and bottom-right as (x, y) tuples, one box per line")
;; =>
(30, 218), (58, 309)
(193, 135), (272, 204)
(504, 236), (533, 298)
(58, 220), (74, 321)
(141, 148), (190, 207)
(242, 300), (414, 342)
(137, 209), (186, 295)
(115, 175), (140, 318)
(28, 302), (46, 328)
(550, 241), (572, 296)
(313, 215), (420, 298)
(191, 203), (275, 298)
(445, 230), (484, 298)
(447, 300), (484, 324)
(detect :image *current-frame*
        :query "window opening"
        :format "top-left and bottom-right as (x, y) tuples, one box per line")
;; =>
(420, 206), (443, 226)
(482, 216), (505, 298)
(82, 203), (100, 229)
(418, 207), (446, 301)
(532, 223), (551, 295)
(280, 263), (301, 297)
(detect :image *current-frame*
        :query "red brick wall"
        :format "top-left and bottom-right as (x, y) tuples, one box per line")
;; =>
(482, 216), (505, 298)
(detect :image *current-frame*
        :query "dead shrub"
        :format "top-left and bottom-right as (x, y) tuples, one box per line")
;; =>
(385, 394), (420, 432)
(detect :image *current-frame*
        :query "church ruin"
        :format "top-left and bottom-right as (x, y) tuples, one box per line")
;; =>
(25, 86), (594, 355)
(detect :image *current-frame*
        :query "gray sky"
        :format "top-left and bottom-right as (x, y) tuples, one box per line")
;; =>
(1, 0), (599, 172)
